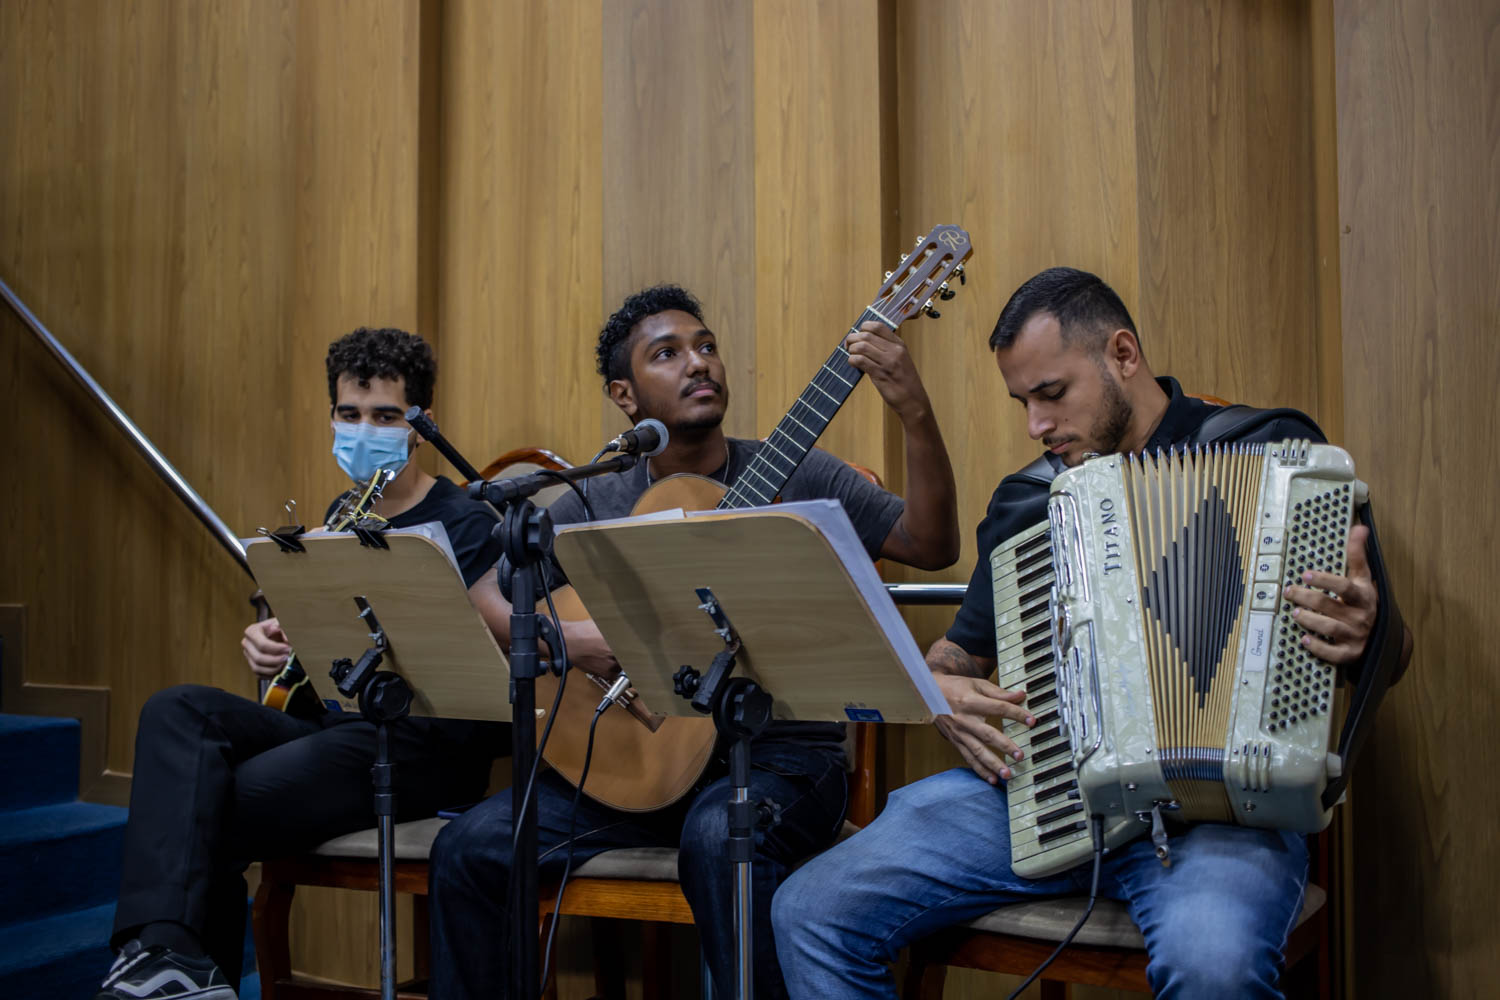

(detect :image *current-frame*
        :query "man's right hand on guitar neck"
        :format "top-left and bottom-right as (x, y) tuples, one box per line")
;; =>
(242, 618), (292, 678)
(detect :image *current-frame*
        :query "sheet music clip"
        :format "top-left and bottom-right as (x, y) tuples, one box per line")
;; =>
(258, 499), (307, 553)
(671, 587), (748, 716)
(352, 524), (390, 550)
(259, 524), (307, 554)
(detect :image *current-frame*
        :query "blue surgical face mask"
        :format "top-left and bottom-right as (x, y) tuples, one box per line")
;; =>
(331, 421), (412, 484)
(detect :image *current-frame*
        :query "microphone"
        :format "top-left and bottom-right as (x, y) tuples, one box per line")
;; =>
(605, 418), (669, 457)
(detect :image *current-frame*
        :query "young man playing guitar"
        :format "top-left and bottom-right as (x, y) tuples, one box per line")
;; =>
(428, 283), (961, 1000)
(98, 328), (509, 1000)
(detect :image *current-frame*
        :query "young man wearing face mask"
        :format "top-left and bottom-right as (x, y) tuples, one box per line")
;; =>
(96, 328), (509, 1000)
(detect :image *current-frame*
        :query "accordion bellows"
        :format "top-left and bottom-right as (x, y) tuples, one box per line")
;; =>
(992, 441), (1364, 878)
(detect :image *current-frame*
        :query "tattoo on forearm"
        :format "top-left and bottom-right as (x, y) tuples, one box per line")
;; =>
(931, 641), (986, 679)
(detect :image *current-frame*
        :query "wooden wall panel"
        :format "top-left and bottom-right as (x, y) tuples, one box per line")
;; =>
(1131, 0), (1329, 422)
(287, 0), (427, 508)
(602, 0), (758, 444)
(1335, 0), (1500, 995)
(0, 0), (426, 989)
(0, 0), (300, 769)
(437, 0), (604, 469)
(893, 0), (1142, 576)
(752, 0), (888, 478)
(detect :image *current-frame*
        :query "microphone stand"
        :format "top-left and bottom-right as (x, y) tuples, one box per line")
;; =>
(406, 407), (638, 1000)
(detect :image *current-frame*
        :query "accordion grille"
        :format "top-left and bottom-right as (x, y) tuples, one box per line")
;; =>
(1122, 447), (1264, 820)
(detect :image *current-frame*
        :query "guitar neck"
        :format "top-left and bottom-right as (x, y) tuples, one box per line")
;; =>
(717, 306), (884, 510)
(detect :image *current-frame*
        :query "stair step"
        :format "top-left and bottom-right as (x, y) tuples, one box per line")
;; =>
(0, 713), (80, 809)
(0, 899), (114, 996)
(0, 801), (127, 923)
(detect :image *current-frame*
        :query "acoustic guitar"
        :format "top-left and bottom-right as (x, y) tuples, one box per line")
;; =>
(541, 224), (973, 811)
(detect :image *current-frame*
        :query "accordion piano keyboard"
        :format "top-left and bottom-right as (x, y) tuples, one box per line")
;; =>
(989, 521), (1096, 877)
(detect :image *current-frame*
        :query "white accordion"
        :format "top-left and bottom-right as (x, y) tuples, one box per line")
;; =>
(991, 441), (1366, 878)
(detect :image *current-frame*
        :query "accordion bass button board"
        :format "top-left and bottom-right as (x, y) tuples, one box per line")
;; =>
(991, 441), (1367, 879)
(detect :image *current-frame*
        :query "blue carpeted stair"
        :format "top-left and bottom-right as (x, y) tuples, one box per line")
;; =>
(0, 713), (261, 999)
(0, 713), (124, 997)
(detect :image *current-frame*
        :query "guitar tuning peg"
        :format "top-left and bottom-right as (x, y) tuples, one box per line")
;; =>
(915, 235), (926, 247)
(955, 265), (967, 285)
(884, 271), (893, 280)
(939, 289), (956, 301)
(924, 305), (942, 319)
(899, 253), (908, 262)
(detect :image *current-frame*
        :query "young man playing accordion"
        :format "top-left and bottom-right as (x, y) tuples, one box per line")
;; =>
(774, 267), (1398, 999)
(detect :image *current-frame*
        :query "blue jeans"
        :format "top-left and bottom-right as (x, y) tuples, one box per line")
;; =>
(773, 768), (1309, 999)
(429, 740), (848, 999)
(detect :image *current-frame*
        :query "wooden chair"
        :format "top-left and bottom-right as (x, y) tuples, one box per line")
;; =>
(535, 720), (880, 999)
(250, 724), (880, 1000)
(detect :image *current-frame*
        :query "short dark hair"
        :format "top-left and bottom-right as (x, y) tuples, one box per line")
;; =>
(596, 284), (706, 386)
(989, 267), (1138, 353)
(325, 327), (437, 409)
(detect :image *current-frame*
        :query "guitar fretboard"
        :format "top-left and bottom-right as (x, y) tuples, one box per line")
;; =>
(718, 305), (890, 510)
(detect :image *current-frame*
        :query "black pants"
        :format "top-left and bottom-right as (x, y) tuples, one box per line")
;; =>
(429, 740), (849, 1000)
(111, 684), (505, 984)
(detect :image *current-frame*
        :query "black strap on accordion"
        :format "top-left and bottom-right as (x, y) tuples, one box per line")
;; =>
(1011, 402), (1409, 809)
(1323, 501), (1408, 809)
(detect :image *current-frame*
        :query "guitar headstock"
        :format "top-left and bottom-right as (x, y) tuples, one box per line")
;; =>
(871, 224), (973, 324)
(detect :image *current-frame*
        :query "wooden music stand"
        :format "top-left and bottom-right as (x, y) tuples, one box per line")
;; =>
(550, 499), (948, 726)
(245, 527), (512, 1000)
(552, 499), (948, 1000)
(243, 529), (511, 721)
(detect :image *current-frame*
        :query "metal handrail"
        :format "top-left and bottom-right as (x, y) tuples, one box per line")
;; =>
(1, 277), (252, 579)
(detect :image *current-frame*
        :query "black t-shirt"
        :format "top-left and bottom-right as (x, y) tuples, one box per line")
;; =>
(945, 377), (1325, 659)
(323, 475), (502, 588)
(546, 437), (906, 749)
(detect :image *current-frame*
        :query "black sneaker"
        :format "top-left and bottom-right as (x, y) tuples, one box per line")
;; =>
(95, 940), (238, 999)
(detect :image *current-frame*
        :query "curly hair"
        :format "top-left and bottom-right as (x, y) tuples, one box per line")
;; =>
(989, 267), (1139, 355)
(325, 327), (437, 409)
(596, 284), (705, 387)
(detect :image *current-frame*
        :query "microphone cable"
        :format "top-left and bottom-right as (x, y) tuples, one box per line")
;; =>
(578, 446), (609, 508)
(1004, 815), (1106, 1000)
(538, 702), (606, 996)
(529, 469), (596, 522)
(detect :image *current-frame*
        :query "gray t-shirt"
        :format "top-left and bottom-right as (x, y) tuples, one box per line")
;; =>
(547, 436), (905, 749)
